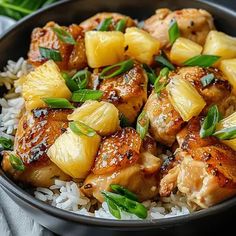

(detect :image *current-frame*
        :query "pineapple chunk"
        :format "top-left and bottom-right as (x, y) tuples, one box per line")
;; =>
(166, 76), (206, 121)
(85, 31), (124, 68)
(68, 100), (120, 136)
(124, 27), (160, 65)
(216, 112), (236, 151)
(203, 31), (236, 63)
(47, 129), (101, 178)
(170, 37), (202, 65)
(220, 59), (236, 95)
(22, 60), (71, 111)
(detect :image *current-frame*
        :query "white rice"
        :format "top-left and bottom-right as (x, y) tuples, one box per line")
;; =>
(0, 58), (191, 220)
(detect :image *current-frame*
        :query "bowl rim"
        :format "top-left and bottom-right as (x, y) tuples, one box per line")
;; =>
(0, 0), (236, 228)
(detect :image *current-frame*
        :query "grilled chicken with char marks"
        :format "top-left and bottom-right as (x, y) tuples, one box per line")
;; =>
(81, 128), (161, 202)
(2, 108), (72, 187)
(90, 63), (148, 123)
(80, 12), (136, 32)
(143, 8), (215, 48)
(28, 22), (87, 70)
(145, 66), (235, 146)
(160, 117), (236, 208)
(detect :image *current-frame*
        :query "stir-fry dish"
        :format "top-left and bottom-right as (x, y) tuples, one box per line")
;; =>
(1, 8), (236, 220)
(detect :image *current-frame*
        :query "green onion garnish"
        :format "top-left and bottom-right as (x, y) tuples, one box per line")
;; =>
(154, 67), (169, 95)
(71, 69), (90, 90)
(39, 47), (62, 61)
(71, 89), (103, 102)
(168, 19), (180, 45)
(42, 98), (75, 109)
(100, 59), (134, 79)
(52, 27), (76, 45)
(115, 18), (127, 32)
(106, 197), (121, 219)
(213, 126), (236, 140)
(97, 17), (112, 31)
(136, 110), (149, 139)
(110, 184), (138, 201)
(183, 55), (220, 67)
(119, 113), (130, 128)
(155, 55), (175, 70)
(201, 73), (215, 87)
(0, 137), (13, 150)
(142, 64), (156, 84)
(200, 105), (220, 138)
(61, 72), (79, 92)
(101, 190), (147, 219)
(9, 154), (25, 171)
(69, 121), (96, 137)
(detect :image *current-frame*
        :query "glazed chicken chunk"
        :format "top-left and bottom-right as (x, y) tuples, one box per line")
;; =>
(28, 21), (87, 70)
(160, 118), (236, 208)
(143, 8), (215, 48)
(90, 63), (148, 123)
(145, 66), (235, 146)
(81, 128), (161, 202)
(2, 108), (72, 187)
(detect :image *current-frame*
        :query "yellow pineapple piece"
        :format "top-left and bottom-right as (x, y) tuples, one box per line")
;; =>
(170, 37), (202, 65)
(166, 76), (206, 121)
(216, 111), (236, 151)
(85, 31), (124, 68)
(124, 27), (160, 65)
(68, 100), (120, 136)
(203, 31), (236, 64)
(47, 128), (101, 179)
(220, 59), (236, 95)
(22, 60), (71, 111)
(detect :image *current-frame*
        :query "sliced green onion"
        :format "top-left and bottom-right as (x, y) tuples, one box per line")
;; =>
(154, 67), (169, 95)
(97, 17), (112, 31)
(142, 64), (156, 84)
(39, 47), (62, 61)
(101, 191), (147, 219)
(9, 154), (25, 171)
(200, 105), (220, 138)
(155, 55), (175, 70)
(69, 121), (96, 137)
(201, 73), (215, 87)
(183, 55), (220, 67)
(136, 110), (149, 139)
(71, 89), (103, 102)
(168, 19), (180, 45)
(119, 113), (130, 128)
(100, 59), (134, 79)
(71, 69), (90, 89)
(52, 27), (76, 45)
(213, 126), (236, 140)
(42, 98), (75, 109)
(0, 137), (13, 150)
(110, 184), (138, 201)
(61, 72), (79, 92)
(106, 198), (121, 219)
(115, 18), (127, 32)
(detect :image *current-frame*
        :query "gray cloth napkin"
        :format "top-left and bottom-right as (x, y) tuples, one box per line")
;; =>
(0, 187), (54, 236)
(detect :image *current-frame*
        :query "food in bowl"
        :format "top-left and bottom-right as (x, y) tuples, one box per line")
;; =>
(1, 8), (236, 220)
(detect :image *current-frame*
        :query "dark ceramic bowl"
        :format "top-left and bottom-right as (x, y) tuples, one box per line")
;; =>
(1, 0), (236, 235)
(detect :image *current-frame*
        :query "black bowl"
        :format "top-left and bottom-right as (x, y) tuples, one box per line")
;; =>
(1, 0), (236, 235)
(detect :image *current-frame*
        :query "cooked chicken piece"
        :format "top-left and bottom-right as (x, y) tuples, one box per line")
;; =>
(143, 8), (215, 48)
(90, 63), (148, 123)
(1, 108), (72, 187)
(140, 135), (159, 156)
(160, 117), (236, 208)
(81, 128), (161, 202)
(80, 12), (136, 32)
(145, 66), (234, 146)
(28, 21), (87, 70)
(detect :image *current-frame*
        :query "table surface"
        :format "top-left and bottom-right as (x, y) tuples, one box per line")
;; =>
(1, 0), (236, 236)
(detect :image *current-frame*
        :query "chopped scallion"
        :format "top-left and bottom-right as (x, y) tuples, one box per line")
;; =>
(69, 121), (96, 137)
(97, 17), (112, 31)
(201, 73), (215, 87)
(183, 55), (220, 67)
(168, 19), (180, 45)
(71, 89), (103, 102)
(9, 154), (25, 171)
(42, 98), (75, 109)
(155, 55), (175, 70)
(53, 27), (76, 45)
(39, 47), (62, 61)
(136, 110), (149, 139)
